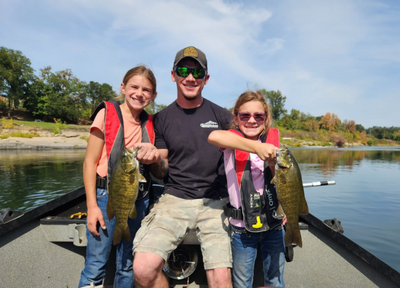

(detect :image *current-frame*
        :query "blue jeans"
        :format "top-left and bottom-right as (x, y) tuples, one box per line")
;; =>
(231, 225), (286, 288)
(78, 188), (149, 288)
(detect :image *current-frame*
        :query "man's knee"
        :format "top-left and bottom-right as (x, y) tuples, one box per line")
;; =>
(206, 267), (232, 287)
(133, 252), (165, 282)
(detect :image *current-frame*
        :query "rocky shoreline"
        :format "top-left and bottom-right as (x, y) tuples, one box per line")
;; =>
(0, 128), (89, 150)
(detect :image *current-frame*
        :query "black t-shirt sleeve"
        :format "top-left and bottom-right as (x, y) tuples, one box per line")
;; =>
(153, 112), (167, 150)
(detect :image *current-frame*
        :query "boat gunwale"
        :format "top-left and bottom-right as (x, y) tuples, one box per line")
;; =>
(0, 186), (85, 237)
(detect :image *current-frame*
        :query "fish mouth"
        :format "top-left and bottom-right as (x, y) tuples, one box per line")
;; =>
(278, 164), (288, 170)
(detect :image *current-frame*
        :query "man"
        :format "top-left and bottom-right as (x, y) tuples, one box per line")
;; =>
(133, 46), (233, 288)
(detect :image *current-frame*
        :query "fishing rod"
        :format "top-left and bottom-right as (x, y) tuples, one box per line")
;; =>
(303, 180), (336, 188)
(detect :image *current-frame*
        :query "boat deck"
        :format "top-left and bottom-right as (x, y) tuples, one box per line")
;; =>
(1, 187), (399, 287)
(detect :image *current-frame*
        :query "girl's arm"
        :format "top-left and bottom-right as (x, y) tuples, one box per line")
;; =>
(208, 130), (277, 162)
(83, 127), (106, 236)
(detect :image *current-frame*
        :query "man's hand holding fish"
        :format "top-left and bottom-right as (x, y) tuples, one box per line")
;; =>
(134, 142), (162, 165)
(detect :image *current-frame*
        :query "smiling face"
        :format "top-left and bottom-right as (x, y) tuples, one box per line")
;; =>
(171, 58), (209, 107)
(120, 74), (157, 111)
(234, 100), (268, 140)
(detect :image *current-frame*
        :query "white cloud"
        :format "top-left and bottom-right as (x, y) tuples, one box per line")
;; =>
(1, 0), (399, 128)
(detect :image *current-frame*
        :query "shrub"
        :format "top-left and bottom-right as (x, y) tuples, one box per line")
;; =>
(1, 117), (14, 129)
(53, 118), (66, 134)
(80, 135), (89, 142)
(9, 131), (40, 138)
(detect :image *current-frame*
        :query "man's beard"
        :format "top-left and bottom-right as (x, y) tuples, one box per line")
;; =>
(183, 94), (198, 101)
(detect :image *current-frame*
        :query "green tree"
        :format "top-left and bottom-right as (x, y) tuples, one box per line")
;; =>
(145, 102), (167, 114)
(24, 66), (86, 123)
(356, 124), (365, 132)
(366, 126), (400, 140)
(278, 109), (311, 131)
(260, 89), (287, 120)
(0, 47), (35, 112)
(24, 76), (52, 117)
(393, 130), (400, 142)
(85, 81), (116, 114)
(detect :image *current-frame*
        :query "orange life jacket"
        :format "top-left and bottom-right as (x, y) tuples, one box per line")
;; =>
(91, 100), (154, 199)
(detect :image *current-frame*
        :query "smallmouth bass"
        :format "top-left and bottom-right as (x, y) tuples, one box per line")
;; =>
(272, 146), (309, 247)
(107, 147), (146, 245)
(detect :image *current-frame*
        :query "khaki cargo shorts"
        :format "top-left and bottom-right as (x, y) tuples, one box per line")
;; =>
(133, 194), (232, 270)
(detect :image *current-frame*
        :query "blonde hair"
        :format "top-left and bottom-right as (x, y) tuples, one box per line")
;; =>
(231, 90), (272, 137)
(115, 65), (157, 102)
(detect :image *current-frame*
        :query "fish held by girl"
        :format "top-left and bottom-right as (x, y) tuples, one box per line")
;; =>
(107, 147), (146, 245)
(272, 146), (309, 248)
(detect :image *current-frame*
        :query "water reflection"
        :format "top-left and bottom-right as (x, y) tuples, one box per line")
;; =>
(291, 147), (400, 177)
(290, 146), (400, 273)
(0, 150), (85, 212)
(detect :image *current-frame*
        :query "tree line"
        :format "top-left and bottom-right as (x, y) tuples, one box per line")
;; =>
(1, 46), (399, 142)
(259, 90), (400, 143)
(1, 46), (119, 123)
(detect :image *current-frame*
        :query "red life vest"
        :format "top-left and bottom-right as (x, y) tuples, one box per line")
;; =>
(229, 128), (282, 232)
(91, 100), (155, 199)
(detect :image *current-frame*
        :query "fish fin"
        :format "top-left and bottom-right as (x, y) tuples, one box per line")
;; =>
(285, 226), (303, 248)
(270, 175), (276, 184)
(106, 200), (115, 220)
(274, 204), (285, 219)
(122, 227), (131, 242)
(138, 174), (147, 183)
(113, 227), (122, 245)
(300, 197), (309, 215)
(129, 205), (137, 219)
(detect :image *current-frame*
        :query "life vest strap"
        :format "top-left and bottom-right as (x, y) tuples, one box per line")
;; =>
(95, 175), (107, 189)
(223, 203), (243, 220)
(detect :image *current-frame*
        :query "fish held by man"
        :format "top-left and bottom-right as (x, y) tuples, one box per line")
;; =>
(272, 146), (309, 248)
(107, 147), (146, 245)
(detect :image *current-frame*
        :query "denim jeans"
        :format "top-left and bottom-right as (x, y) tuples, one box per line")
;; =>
(78, 188), (149, 288)
(231, 225), (286, 288)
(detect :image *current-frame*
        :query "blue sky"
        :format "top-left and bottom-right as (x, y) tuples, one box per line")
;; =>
(1, 0), (399, 128)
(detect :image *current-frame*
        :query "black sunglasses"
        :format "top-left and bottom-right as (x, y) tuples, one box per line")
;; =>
(235, 112), (268, 122)
(174, 66), (206, 79)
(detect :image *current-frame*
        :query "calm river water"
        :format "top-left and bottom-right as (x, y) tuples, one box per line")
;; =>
(1, 147), (399, 273)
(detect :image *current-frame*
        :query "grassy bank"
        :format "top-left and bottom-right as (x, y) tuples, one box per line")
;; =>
(1, 118), (89, 130)
(1, 117), (399, 147)
(1, 118), (90, 140)
(278, 128), (400, 147)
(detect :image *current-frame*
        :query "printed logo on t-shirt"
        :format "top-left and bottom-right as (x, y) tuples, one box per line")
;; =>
(200, 120), (219, 128)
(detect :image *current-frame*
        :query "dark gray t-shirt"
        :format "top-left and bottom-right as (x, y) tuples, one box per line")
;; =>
(154, 98), (232, 199)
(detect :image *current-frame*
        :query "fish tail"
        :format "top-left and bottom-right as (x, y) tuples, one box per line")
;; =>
(300, 197), (309, 215)
(113, 227), (123, 245)
(285, 227), (303, 248)
(122, 227), (131, 242)
(129, 205), (137, 219)
(106, 200), (115, 220)
(274, 204), (285, 219)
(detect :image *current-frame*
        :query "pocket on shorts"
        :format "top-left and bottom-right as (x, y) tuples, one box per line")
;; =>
(134, 208), (159, 246)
